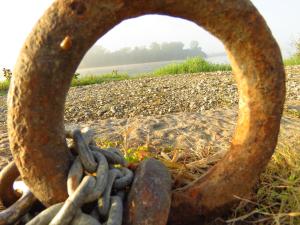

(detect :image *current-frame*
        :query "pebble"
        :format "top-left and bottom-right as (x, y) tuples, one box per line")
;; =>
(0, 66), (299, 126)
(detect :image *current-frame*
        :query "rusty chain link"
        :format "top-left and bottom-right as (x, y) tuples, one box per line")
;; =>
(0, 162), (37, 225)
(0, 127), (133, 225)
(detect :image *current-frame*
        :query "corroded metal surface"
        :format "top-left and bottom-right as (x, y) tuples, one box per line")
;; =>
(124, 158), (172, 225)
(0, 162), (19, 207)
(8, 0), (285, 222)
(0, 191), (36, 225)
(25, 128), (132, 224)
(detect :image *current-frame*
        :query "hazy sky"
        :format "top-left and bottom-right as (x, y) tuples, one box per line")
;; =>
(0, 0), (299, 70)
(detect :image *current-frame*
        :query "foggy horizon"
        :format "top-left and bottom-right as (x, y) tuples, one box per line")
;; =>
(0, 0), (300, 71)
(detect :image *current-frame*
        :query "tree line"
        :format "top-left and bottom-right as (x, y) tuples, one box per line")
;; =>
(296, 38), (300, 56)
(79, 41), (207, 68)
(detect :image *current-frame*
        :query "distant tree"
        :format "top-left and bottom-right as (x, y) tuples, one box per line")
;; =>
(190, 40), (199, 49)
(296, 38), (300, 57)
(78, 41), (207, 68)
(150, 42), (160, 51)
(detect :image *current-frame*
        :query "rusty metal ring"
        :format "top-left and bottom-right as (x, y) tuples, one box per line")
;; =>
(8, 0), (285, 223)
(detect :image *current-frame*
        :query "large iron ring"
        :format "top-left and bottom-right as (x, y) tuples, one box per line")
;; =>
(8, 0), (285, 223)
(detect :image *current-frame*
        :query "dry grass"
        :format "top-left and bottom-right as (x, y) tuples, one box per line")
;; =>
(226, 141), (300, 225)
(162, 141), (300, 224)
(96, 128), (300, 224)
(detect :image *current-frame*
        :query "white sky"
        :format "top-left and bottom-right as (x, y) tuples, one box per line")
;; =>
(0, 0), (299, 70)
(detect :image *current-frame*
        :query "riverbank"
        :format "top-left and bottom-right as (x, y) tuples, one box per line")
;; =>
(0, 67), (299, 224)
(1, 58), (299, 94)
(0, 66), (299, 125)
(0, 66), (299, 163)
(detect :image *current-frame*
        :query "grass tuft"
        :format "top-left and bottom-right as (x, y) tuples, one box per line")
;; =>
(1, 55), (298, 95)
(0, 73), (130, 94)
(71, 73), (130, 87)
(95, 130), (300, 224)
(156, 141), (300, 224)
(0, 80), (9, 95)
(284, 55), (300, 66)
(153, 57), (231, 76)
(228, 143), (300, 224)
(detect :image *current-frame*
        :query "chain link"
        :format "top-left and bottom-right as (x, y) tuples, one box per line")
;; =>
(50, 176), (96, 225)
(114, 168), (134, 190)
(26, 203), (64, 225)
(105, 196), (123, 225)
(72, 129), (98, 173)
(24, 127), (133, 225)
(0, 162), (37, 225)
(98, 169), (121, 218)
(0, 190), (36, 225)
(0, 127), (132, 225)
(90, 146), (126, 166)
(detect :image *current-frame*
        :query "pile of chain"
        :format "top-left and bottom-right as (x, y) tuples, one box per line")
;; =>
(0, 128), (134, 225)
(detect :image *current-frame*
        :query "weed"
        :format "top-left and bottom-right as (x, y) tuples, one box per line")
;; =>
(2, 68), (12, 80)
(227, 143), (300, 224)
(94, 138), (122, 149)
(0, 80), (9, 94)
(73, 72), (80, 80)
(124, 146), (151, 163)
(285, 109), (300, 118)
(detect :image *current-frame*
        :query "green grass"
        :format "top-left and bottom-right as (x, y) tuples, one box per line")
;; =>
(71, 73), (130, 87)
(0, 80), (9, 95)
(153, 57), (231, 76)
(285, 109), (300, 118)
(228, 142), (300, 224)
(0, 73), (130, 94)
(1, 54), (299, 95)
(0, 57), (231, 93)
(152, 55), (300, 76)
(94, 138), (152, 164)
(284, 55), (300, 66)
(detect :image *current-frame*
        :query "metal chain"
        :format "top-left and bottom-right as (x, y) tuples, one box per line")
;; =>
(0, 162), (37, 225)
(0, 127), (134, 225)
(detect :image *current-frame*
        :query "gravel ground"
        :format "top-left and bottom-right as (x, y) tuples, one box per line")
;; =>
(65, 71), (238, 123)
(0, 66), (299, 171)
(48, 66), (300, 122)
(0, 66), (299, 126)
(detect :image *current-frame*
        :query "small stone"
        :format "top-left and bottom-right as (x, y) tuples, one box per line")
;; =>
(287, 105), (300, 113)
(189, 102), (196, 109)
(124, 158), (172, 225)
(111, 106), (117, 114)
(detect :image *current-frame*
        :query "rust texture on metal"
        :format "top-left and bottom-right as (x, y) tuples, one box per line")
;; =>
(124, 158), (172, 225)
(0, 162), (20, 207)
(0, 191), (36, 225)
(8, 0), (285, 223)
